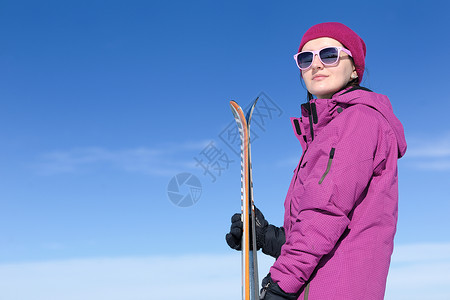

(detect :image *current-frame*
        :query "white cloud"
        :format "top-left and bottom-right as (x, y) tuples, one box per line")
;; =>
(407, 160), (450, 171)
(390, 242), (450, 263)
(0, 243), (448, 300)
(33, 141), (211, 176)
(403, 133), (450, 170)
(0, 253), (273, 300)
(274, 155), (301, 168)
(406, 135), (450, 158)
(385, 242), (450, 300)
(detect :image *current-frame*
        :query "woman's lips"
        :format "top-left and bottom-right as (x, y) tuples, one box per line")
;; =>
(312, 75), (328, 81)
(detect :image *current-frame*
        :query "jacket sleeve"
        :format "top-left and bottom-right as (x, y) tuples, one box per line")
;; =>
(270, 106), (384, 294)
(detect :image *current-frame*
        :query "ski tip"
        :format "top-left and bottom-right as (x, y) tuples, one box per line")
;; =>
(245, 96), (260, 123)
(229, 100), (240, 110)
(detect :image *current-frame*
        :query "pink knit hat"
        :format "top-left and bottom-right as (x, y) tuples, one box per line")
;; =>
(298, 22), (366, 83)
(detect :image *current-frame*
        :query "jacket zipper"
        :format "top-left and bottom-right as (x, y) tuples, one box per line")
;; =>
(318, 147), (335, 184)
(288, 148), (308, 232)
(295, 149), (308, 176)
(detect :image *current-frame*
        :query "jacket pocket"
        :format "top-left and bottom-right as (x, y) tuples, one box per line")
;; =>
(318, 147), (335, 184)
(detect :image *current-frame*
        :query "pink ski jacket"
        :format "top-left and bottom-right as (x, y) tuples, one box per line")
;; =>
(270, 87), (407, 299)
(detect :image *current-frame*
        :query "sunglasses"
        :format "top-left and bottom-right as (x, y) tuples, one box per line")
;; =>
(293, 46), (353, 70)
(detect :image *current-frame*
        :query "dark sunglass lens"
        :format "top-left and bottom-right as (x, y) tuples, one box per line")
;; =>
(298, 52), (313, 69)
(320, 47), (339, 64)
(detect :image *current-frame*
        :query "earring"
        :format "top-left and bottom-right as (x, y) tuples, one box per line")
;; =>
(351, 74), (358, 79)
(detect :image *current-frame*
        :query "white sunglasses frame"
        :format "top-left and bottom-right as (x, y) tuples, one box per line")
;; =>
(293, 46), (353, 70)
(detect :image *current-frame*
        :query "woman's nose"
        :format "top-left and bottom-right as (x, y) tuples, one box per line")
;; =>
(311, 54), (324, 69)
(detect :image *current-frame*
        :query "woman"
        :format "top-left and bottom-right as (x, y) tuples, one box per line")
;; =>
(226, 22), (407, 299)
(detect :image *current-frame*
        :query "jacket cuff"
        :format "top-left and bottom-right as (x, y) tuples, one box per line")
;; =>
(261, 273), (299, 300)
(270, 255), (307, 294)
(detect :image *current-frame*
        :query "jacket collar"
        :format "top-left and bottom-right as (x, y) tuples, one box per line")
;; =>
(290, 86), (371, 149)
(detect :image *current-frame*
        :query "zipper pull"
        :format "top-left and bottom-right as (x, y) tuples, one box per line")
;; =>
(260, 282), (270, 299)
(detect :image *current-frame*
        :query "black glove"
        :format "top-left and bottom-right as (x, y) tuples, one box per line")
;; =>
(225, 207), (286, 258)
(259, 274), (298, 300)
(225, 212), (246, 250)
(225, 207), (268, 250)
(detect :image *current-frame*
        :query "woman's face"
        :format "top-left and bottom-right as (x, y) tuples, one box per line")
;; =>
(301, 37), (357, 99)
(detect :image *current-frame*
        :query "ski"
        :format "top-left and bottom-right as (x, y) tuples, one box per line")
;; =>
(230, 97), (259, 300)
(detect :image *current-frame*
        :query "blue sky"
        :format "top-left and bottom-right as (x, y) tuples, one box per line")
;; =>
(1, 0), (449, 299)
